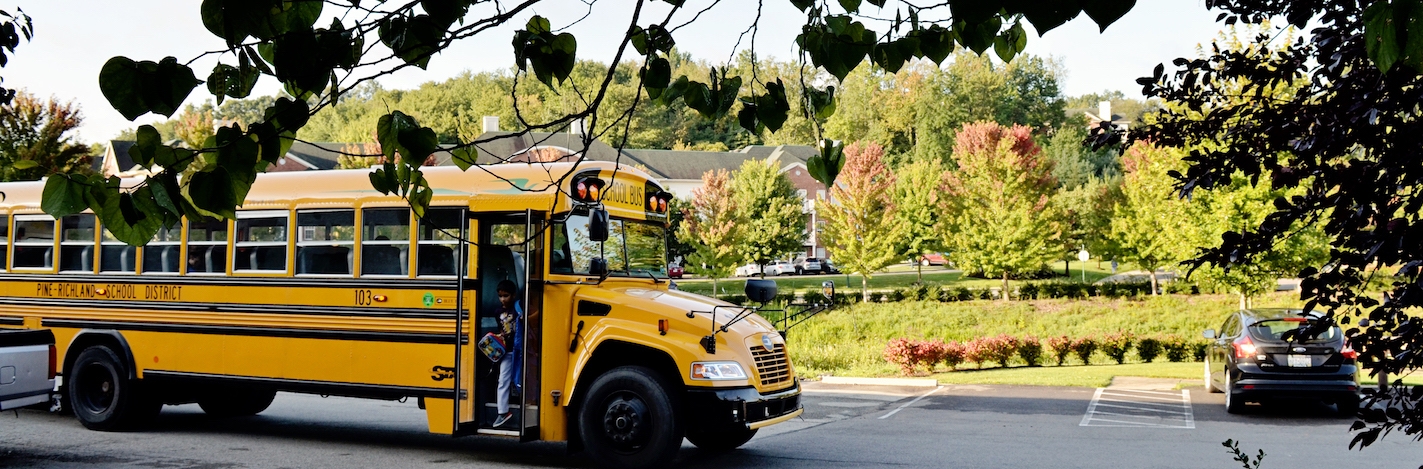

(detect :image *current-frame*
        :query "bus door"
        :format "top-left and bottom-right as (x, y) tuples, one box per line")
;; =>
(448, 210), (477, 435)
(470, 212), (544, 439)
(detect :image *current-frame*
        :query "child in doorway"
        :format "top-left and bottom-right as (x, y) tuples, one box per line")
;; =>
(492, 279), (522, 428)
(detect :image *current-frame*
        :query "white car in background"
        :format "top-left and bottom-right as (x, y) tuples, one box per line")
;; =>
(736, 261), (794, 277)
(735, 263), (763, 277)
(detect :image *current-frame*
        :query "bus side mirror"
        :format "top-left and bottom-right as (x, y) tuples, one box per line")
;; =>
(745, 279), (777, 304)
(589, 208), (609, 242)
(590, 258), (608, 277)
(821, 281), (835, 301)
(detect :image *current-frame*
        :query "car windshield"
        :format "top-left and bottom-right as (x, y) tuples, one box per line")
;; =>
(1247, 319), (1338, 343)
(552, 212), (667, 277)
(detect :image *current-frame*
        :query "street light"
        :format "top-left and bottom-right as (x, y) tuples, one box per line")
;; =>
(1077, 248), (1090, 283)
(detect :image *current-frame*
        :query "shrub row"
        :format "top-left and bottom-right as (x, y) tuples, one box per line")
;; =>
(815, 281), (1199, 305)
(884, 332), (1208, 375)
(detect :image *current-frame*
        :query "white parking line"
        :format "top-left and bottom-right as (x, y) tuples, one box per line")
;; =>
(878, 386), (944, 419)
(1080, 388), (1195, 429)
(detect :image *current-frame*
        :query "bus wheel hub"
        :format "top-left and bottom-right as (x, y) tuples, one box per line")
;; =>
(602, 395), (648, 446)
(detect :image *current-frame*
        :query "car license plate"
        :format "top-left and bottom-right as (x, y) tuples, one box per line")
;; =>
(1287, 354), (1311, 367)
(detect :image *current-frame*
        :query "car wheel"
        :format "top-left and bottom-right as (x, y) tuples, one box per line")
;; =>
(199, 387), (277, 417)
(686, 427), (757, 451)
(1204, 360), (1221, 393)
(1224, 370), (1244, 414)
(578, 366), (682, 469)
(68, 346), (161, 431)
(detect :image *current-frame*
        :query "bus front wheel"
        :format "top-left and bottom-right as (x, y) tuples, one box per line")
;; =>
(199, 387), (277, 417)
(578, 366), (682, 469)
(686, 427), (757, 451)
(68, 346), (160, 431)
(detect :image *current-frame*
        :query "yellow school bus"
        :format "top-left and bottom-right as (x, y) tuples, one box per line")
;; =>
(0, 161), (803, 468)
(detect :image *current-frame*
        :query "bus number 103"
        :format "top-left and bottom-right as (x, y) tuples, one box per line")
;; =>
(355, 289), (375, 306)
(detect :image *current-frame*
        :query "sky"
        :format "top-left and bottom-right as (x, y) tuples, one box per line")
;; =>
(4, 0), (1226, 145)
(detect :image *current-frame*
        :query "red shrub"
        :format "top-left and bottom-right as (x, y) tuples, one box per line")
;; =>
(979, 334), (1019, 367)
(1018, 336), (1044, 366)
(1047, 335), (1073, 366)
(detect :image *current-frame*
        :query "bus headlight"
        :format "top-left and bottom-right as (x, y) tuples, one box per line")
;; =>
(690, 361), (747, 380)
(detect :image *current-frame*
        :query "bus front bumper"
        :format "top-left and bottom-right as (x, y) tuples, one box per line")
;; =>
(685, 380), (802, 431)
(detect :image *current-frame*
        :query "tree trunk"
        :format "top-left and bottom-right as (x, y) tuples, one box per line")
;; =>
(1002, 272), (1010, 302)
(1064, 259), (1070, 277)
(1149, 270), (1160, 296)
(916, 257), (923, 284)
(861, 275), (869, 303)
(712, 277), (719, 300)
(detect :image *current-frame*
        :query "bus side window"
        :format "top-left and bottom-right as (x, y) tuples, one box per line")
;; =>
(99, 227), (136, 273)
(417, 209), (461, 277)
(143, 224), (182, 274)
(59, 214), (95, 273)
(297, 210), (354, 276)
(0, 214), (8, 271)
(186, 219), (228, 274)
(12, 215), (55, 269)
(361, 208), (409, 276)
(234, 211), (289, 273)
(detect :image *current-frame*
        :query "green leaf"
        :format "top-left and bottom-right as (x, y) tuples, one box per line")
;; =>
(398, 126), (439, 166)
(370, 162), (397, 194)
(805, 85), (837, 121)
(264, 97), (310, 134)
(1400, 0), (1423, 72)
(41, 174), (88, 218)
(11, 159), (36, 169)
(1365, 1), (1401, 73)
(839, 0), (861, 13)
(914, 25), (955, 64)
(100, 56), (202, 120)
(98, 57), (146, 121)
(512, 16), (578, 88)
(756, 79), (791, 132)
(272, 28), (330, 96)
(630, 26), (650, 55)
(451, 146), (477, 171)
(993, 22), (1027, 62)
(201, 0), (252, 46)
(807, 139), (846, 187)
(96, 186), (164, 246)
(207, 62), (259, 105)
(684, 80), (714, 118)
(1081, 0), (1135, 32)
(129, 125), (162, 168)
(641, 57), (671, 91)
(379, 15), (443, 69)
(377, 111), (419, 162)
(184, 168), (237, 220)
(789, 0), (814, 11)
(737, 100), (760, 133)
(955, 15), (1001, 55)
(247, 121), (283, 164)
(658, 75), (690, 105)
(949, 0), (1001, 25)
(148, 173), (182, 217)
(873, 38), (911, 73)
(1019, 3), (1082, 35)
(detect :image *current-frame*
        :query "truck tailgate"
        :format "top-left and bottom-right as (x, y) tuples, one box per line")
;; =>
(1, 329), (55, 411)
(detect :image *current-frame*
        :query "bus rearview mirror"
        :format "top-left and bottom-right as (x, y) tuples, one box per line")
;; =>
(589, 208), (609, 242)
(745, 279), (777, 304)
(821, 281), (835, 300)
(590, 258), (608, 277)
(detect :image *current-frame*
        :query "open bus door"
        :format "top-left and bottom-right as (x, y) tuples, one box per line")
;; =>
(461, 211), (542, 439)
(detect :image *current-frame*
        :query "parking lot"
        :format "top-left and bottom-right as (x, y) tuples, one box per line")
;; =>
(2, 380), (1418, 468)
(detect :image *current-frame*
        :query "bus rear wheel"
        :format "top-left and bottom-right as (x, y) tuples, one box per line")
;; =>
(68, 346), (160, 431)
(686, 427), (757, 451)
(199, 387), (278, 417)
(578, 366), (681, 469)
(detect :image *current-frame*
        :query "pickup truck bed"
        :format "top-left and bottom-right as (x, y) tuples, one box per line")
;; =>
(0, 329), (55, 411)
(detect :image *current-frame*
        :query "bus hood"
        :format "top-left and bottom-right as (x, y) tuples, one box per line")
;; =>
(612, 286), (777, 337)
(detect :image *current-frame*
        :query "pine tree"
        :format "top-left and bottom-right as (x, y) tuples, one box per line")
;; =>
(821, 142), (901, 301)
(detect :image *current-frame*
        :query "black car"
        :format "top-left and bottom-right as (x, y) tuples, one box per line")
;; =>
(1204, 309), (1359, 415)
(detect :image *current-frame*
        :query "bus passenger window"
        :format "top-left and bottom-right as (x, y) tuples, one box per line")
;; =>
(186, 219), (228, 274)
(99, 228), (136, 273)
(0, 215), (8, 270)
(12, 215), (55, 269)
(297, 210), (354, 276)
(361, 208), (409, 276)
(234, 211), (288, 273)
(59, 214), (95, 273)
(143, 224), (182, 274)
(417, 208), (461, 276)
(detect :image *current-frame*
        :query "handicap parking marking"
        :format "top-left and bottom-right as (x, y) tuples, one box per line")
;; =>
(1080, 388), (1195, 429)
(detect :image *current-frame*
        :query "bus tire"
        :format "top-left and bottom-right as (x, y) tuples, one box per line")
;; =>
(578, 366), (682, 469)
(67, 346), (160, 431)
(686, 427), (757, 451)
(199, 387), (278, 417)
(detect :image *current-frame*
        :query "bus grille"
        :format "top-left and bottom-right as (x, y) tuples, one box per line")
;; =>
(751, 344), (791, 387)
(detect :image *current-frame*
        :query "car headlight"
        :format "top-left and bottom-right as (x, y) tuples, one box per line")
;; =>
(690, 361), (747, 380)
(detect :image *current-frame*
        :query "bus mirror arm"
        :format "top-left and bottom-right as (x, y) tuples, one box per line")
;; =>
(569, 320), (585, 353)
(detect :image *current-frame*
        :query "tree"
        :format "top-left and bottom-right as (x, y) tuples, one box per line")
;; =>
(730, 159), (805, 274)
(0, 92), (92, 181)
(940, 122), (1060, 299)
(820, 141), (900, 301)
(1044, 125), (1121, 274)
(1108, 141), (1202, 295)
(677, 169), (740, 297)
(171, 104), (216, 149)
(891, 158), (944, 283)
(0, 9), (32, 106)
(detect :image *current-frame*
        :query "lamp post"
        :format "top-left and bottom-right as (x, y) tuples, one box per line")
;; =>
(1077, 248), (1090, 283)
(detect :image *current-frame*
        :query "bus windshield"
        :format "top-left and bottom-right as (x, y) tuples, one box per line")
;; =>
(552, 213), (667, 277)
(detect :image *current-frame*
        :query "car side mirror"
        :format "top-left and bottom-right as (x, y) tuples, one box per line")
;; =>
(1203, 329), (1216, 339)
(745, 279), (777, 304)
(821, 281), (835, 301)
(589, 207), (609, 242)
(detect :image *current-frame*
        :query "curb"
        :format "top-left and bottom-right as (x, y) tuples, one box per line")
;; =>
(817, 376), (939, 387)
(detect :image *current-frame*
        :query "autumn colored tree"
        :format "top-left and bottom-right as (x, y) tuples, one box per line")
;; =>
(821, 141), (900, 302)
(677, 169), (741, 297)
(1108, 141), (1204, 295)
(731, 159), (806, 275)
(891, 158), (944, 283)
(939, 122), (1059, 299)
(0, 92), (91, 181)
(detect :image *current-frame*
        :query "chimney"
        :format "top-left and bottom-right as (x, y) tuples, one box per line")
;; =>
(482, 116), (500, 133)
(569, 118), (586, 137)
(1098, 101), (1112, 123)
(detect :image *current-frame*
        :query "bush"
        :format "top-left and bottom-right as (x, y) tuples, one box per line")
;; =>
(1071, 337), (1098, 365)
(954, 287), (974, 301)
(963, 337), (989, 369)
(1163, 335), (1190, 362)
(883, 338), (920, 375)
(978, 334), (1019, 367)
(1099, 332), (1135, 365)
(887, 288), (906, 302)
(1018, 283), (1040, 300)
(1018, 336), (1044, 366)
(1136, 337), (1163, 363)
(1047, 335), (1073, 366)
(939, 340), (965, 369)
(1191, 340), (1209, 362)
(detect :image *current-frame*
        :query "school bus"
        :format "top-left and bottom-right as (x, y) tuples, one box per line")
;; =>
(0, 161), (804, 468)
